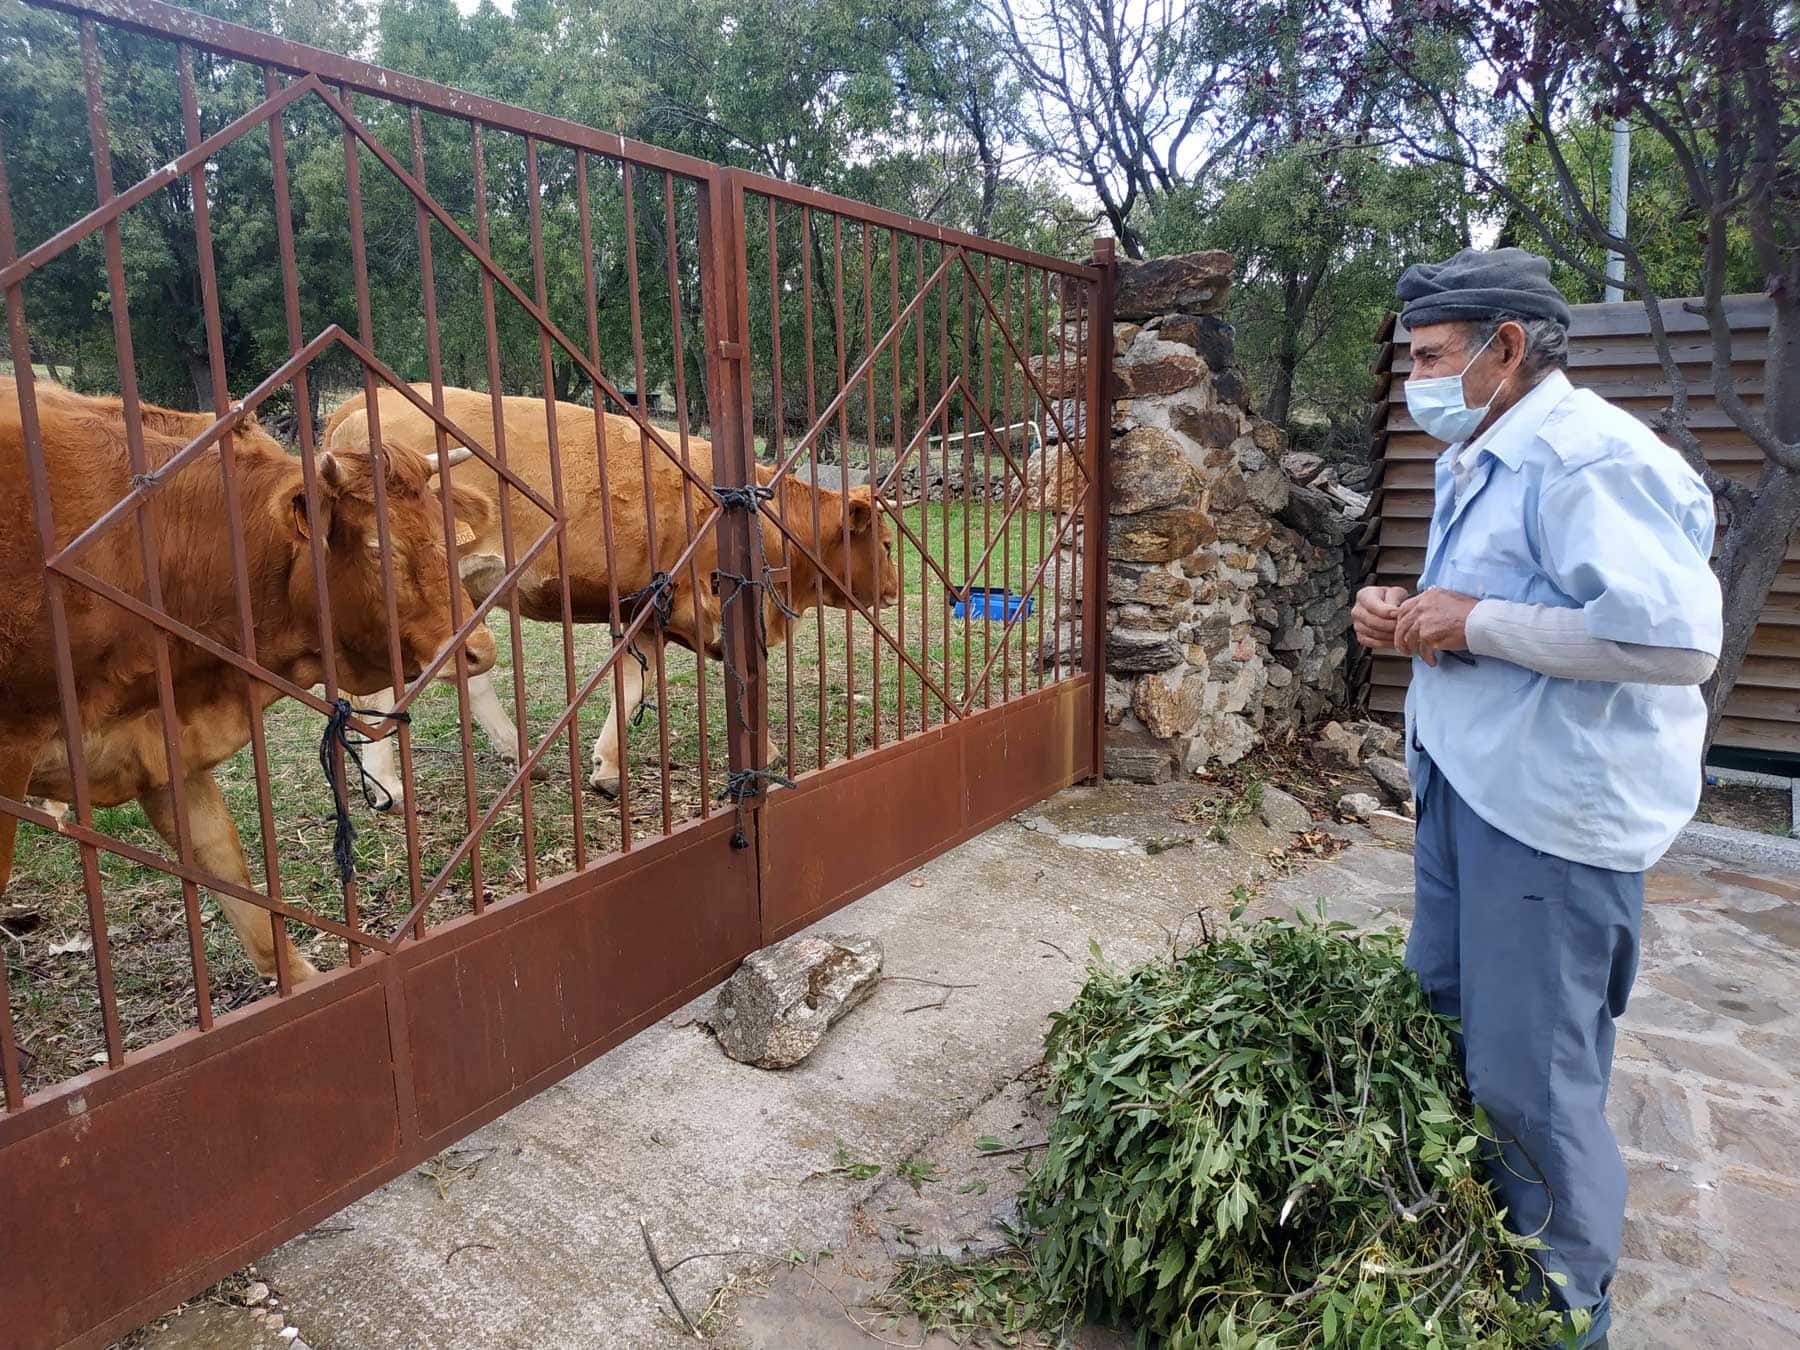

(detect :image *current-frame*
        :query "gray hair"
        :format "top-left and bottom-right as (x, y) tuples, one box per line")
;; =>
(1467, 314), (1569, 374)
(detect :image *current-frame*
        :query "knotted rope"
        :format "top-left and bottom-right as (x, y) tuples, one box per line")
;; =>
(317, 698), (412, 886)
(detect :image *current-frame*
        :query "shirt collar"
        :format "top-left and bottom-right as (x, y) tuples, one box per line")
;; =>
(1450, 369), (1573, 471)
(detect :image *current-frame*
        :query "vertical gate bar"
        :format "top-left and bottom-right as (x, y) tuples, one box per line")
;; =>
(1020, 267), (1036, 690)
(698, 168), (761, 801)
(980, 253), (994, 709)
(577, 151), (634, 855)
(913, 233), (926, 736)
(1035, 267), (1050, 690)
(801, 207), (824, 772)
(662, 172), (710, 815)
(525, 138), (588, 871)
(267, 67), (353, 960)
(768, 197), (797, 776)
(831, 215), (852, 760)
(937, 244), (950, 721)
(1052, 270), (1068, 684)
(26, 33), (122, 1064)
(0, 151), (20, 1090)
(889, 229), (904, 741)
(341, 84), (430, 926)
(960, 254), (972, 709)
(1000, 261), (1013, 705)
(470, 121), (541, 885)
(180, 45), (292, 990)
(862, 224), (878, 751)
(0, 905), (20, 1106)
(77, 28), (218, 1015)
(1086, 240), (1116, 782)
(410, 106), (486, 909)
(620, 165), (673, 837)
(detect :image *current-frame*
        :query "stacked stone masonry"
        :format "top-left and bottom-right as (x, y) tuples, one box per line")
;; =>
(1066, 252), (1366, 784)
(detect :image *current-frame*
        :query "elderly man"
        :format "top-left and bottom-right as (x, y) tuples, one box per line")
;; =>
(1352, 248), (1723, 1348)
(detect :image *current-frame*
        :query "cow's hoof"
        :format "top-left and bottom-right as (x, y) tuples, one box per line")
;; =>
(589, 772), (622, 799)
(263, 952), (322, 985)
(369, 789), (406, 816)
(510, 756), (553, 783)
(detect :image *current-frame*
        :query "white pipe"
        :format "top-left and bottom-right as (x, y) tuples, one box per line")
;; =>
(1604, 0), (1636, 303)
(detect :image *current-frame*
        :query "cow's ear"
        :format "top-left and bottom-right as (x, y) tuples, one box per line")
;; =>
(288, 452), (342, 541)
(447, 481), (496, 541)
(848, 489), (874, 532)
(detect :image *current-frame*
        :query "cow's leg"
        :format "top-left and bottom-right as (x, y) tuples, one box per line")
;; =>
(466, 669), (550, 782)
(0, 741), (40, 897)
(349, 686), (407, 814)
(141, 771), (320, 984)
(590, 641), (649, 798)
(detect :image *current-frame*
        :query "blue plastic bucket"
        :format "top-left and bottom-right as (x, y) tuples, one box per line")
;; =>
(950, 586), (1034, 621)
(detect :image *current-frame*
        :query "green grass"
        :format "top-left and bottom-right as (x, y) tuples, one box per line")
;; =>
(3, 501), (1074, 1096)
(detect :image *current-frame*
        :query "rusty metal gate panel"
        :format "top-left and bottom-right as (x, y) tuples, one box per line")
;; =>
(0, 2), (1113, 1345)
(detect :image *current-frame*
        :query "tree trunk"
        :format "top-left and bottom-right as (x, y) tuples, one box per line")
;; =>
(1705, 292), (1800, 754)
(1703, 464), (1800, 752)
(1264, 270), (1304, 429)
(186, 350), (215, 413)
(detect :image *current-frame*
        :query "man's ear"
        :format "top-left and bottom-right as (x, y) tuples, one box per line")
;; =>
(1499, 319), (1529, 373)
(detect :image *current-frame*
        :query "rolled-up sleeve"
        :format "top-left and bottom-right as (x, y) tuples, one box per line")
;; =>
(1537, 453), (1723, 655)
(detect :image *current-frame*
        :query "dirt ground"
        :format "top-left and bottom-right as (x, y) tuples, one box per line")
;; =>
(1694, 780), (1793, 837)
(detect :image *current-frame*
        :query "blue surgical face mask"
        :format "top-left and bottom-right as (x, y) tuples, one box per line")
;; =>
(1404, 330), (1499, 445)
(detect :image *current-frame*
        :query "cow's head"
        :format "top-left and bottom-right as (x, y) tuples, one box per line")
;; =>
(814, 485), (901, 612)
(283, 440), (497, 693)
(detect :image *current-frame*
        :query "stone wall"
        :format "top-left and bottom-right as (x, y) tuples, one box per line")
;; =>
(1093, 252), (1366, 783)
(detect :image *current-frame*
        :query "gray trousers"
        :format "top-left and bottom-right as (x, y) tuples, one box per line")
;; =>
(1408, 752), (1642, 1348)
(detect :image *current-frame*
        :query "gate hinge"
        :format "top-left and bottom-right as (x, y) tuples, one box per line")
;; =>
(718, 340), (747, 361)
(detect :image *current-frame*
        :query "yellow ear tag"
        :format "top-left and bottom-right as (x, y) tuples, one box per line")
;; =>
(455, 519), (476, 547)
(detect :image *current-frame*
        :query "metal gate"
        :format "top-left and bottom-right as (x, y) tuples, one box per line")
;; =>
(0, 2), (1113, 1346)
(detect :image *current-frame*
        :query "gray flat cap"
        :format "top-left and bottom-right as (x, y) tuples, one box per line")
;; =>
(1396, 247), (1573, 329)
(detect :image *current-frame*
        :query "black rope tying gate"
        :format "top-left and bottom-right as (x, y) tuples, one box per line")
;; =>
(717, 768), (796, 850)
(318, 698), (412, 886)
(612, 570), (676, 728)
(711, 481), (798, 731)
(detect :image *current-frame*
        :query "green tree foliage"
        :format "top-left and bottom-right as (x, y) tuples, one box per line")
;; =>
(0, 0), (1079, 442)
(1493, 109), (1763, 305)
(1150, 146), (1470, 433)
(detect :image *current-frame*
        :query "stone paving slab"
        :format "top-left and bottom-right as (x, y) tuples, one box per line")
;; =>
(1266, 842), (1800, 1349)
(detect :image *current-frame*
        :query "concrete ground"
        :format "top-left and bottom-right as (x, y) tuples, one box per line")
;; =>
(134, 781), (1800, 1350)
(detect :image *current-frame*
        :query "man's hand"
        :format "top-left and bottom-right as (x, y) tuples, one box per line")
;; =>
(1394, 588), (1479, 666)
(1352, 585), (1411, 649)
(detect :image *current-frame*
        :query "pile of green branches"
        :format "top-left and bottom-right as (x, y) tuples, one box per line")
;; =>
(890, 910), (1584, 1349)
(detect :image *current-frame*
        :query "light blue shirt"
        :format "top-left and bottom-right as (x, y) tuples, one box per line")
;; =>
(1404, 370), (1723, 872)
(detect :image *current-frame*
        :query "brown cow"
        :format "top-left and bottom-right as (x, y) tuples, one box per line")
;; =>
(0, 378), (497, 982)
(322, 384), (900, 804)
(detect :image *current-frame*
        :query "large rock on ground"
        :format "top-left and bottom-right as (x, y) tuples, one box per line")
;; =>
(712, 933), (884, 1068)
(1106, 731), (1177, 784)
(1115, 251), (1234, 319)
(1367, 755), (1412, 806)
(1309, 720), (1363, 771)
(1257, 785), (1314, 835)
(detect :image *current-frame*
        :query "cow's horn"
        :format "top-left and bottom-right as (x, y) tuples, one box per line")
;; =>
(431, 445), (475, 473)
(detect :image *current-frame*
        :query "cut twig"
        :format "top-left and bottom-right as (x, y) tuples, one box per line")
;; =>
(977, 1138), (1049, 1157)
(1036, 939), (1072, 962)
(663, 1247), (749, 1275)
(883, 976), (978, 1015)
(640, 1217), (701, 1338)
(445, 1242), (497, 1266)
